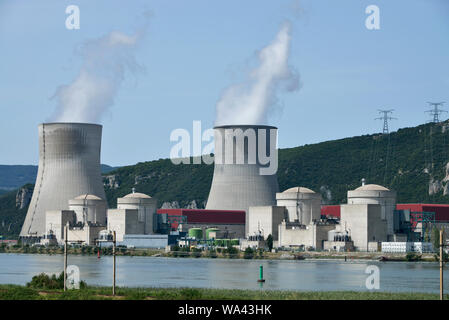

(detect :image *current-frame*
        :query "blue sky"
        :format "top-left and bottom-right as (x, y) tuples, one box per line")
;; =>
(0, 0), (448, 166)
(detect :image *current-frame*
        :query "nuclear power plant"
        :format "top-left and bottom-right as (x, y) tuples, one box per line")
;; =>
(20, 123), (106, 241)
(18, 121), (448, 253)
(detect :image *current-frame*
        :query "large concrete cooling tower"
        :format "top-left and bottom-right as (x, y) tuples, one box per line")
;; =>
(206, 125), (279, 213)
(20, 123), (106, 238)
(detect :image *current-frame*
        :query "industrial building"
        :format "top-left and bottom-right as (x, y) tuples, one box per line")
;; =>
(108, 191), (157, 241)
(44, 193), (107, 246)
(244, 187), (336, 250)
(21, 123), (106, 242)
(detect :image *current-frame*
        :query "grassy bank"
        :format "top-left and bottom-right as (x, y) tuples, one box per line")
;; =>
(0, 284), (445, 300)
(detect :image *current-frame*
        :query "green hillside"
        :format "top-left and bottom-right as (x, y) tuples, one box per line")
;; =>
(2, 120), (449, 238)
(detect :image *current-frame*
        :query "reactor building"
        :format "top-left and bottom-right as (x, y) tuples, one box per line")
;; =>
(20, 123), (107, 241)
(206, 125), (279, 213)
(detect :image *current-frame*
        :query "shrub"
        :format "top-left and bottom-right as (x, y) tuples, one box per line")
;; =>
(224, 246), (239, 258)
(244, 247), (254, 259)
(26, 272), (64, 289)
(191, 248), (202, 258)
(405, 252), (421, 261)
(26, 272), (87, 290)
(207, 249), (218, 258)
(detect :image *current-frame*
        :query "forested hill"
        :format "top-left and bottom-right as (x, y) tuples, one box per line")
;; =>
(103, 120), (449, 208)
(2, 120), (449, 238)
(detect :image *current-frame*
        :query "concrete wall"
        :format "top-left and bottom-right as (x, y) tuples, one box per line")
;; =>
(107, 209), (144, 242)
(340, 204), (388, 251)
(66, 225), (105, 246)
(45, 210), (76, 242)
(247, 206), (286, 240)
(278, 222), (335, 250)
(347, 189), (396, 236)
(117, 197), (157, 234)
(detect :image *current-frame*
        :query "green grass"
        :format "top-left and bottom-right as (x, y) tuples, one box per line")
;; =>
(0, 285), (444, 300)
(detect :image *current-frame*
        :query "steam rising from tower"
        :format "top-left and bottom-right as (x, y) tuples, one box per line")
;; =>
(20, 123), (106, 237)
(50, 22), (148, 123)
(215, 22), (299, 126)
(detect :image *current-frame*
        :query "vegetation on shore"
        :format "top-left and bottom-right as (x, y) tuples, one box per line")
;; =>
(1, 243), (445, 262)
(0, 284), (445, 300)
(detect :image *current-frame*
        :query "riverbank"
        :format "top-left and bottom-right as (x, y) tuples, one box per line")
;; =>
(0, 284), (444, 300)
(0, 245), (440, 262)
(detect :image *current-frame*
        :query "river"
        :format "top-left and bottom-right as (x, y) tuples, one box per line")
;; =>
(0, 253), (447, 293)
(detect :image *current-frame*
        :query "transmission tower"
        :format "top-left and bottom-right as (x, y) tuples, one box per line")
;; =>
(375, 109), (397, 134)
(425, 102), (447, 123)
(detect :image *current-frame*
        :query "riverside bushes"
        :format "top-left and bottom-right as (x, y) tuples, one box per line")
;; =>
(26, 272), (86, 290)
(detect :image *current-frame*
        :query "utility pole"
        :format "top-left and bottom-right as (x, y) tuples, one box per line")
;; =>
(375, 109), (397, 134)
(64, 222), (68, 292)
(426, 102), (446, 123)
(112, 230), (116, 296)
(440, 229), (445, 300)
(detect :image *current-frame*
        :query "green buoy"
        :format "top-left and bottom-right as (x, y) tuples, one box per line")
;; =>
(257, 265), (265, 283)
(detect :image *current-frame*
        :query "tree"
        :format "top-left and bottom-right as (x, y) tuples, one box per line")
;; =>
(266, 234), (273, 252)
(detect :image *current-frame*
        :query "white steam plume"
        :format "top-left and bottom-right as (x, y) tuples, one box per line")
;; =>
(215, 22), (299, 126)
(50, 28), (146, 123)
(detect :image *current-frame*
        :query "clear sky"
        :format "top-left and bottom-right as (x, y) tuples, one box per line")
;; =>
(0, 0), (448, 166)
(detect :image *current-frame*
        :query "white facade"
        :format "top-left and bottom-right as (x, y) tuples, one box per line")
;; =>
(45, 210), (76, 242)
(278, 222), (335, 250)
(117, 192), (157, 234)
(107, 209), (143, 242)
(276, 187), (321, 225)
(347, 184), (396, 237)
(381, 242), (434, 253)
(247, 206), (286, 240)
(339, 203), (388, 251)
(107, 191), (157, 241)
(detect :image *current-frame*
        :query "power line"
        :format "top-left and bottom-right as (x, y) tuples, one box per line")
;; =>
(426, 102), (447, 123)
(375, 109), (397, 134)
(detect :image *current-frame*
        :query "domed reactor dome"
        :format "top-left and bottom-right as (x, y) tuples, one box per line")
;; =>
(20, 123), (107, 239)
(206, 125), (279, 213)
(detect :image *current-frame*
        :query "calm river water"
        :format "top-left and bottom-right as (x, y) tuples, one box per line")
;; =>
(0, 253), (447, 293)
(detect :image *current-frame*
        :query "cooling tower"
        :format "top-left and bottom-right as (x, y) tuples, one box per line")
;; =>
(206, 125), (279, 213)
(20, 123), (107, 238)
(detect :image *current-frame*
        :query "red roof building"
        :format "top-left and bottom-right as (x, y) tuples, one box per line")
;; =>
(157, 209), (245, 230)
